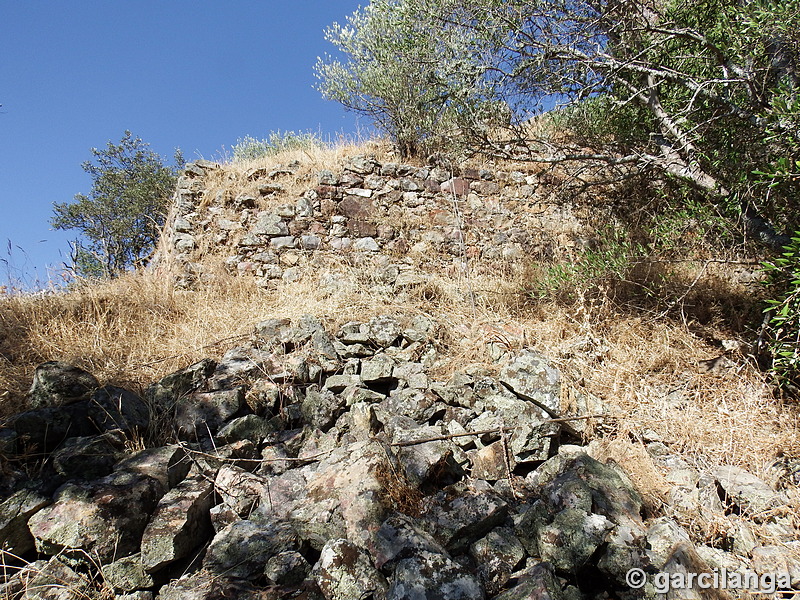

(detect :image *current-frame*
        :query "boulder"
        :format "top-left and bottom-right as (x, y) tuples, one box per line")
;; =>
(499, 350), (561, 416)
(204, 519), (300, 580)
(265, 550), (312, 585)
(313, 538), (388, 600)
(174, 386), (246, 440)
(28, 470), (163, 563)
(28, 361), (98, 408)
(140, 476), (216, 572)
(0, 489), (51, 555)
(88, 385), (149, 433)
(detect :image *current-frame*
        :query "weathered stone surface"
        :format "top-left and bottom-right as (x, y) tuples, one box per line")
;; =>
(265, 550), (312, 585)
(204, 519), (300, 580)
(713, 466), (783, 520)
(113, 445), (190, 491)
(537, 508), (613, 572)
(387, 550), (484, 600)
(469, 527), (526, 595)
(313, 538), (388, 600)
(420, 482), (509, 552)
(102, 553), (154, 592)
(174, 386), (246, 440)
(28, 361), (99, 408)
(215, 414), (273, 444)
(147, 359), (216, 411)
(51, 431), (125, 479)
(302, 387), (347, 431)
(156, 570), (263, 600)
(7, 556), (91, 600)
(253, 212), (289, 236)
(391, 423), (460, 488)
(499, 350), (561, 416)
(0, 489), (51, 555)
(11, 403), (94, 452)
(140, 475), (215, 572)
(493, 563), (569, 600)
(369, 315), (401, 347)
(28, 470), (163, 563)
(88, 385), (149, 433)
(470, 442), (508, 481)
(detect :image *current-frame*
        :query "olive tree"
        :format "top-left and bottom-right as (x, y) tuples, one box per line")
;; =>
(314, 0), (503, 158)
(52, 131), (183, 278)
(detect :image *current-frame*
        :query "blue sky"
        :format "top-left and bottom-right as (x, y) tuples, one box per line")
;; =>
(0, 1), (365, 289)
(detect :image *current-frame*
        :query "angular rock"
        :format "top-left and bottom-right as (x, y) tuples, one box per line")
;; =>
(88, 385), (149, 433)
(469, 527), (526, 595)
(392, 424), (460, 488)
(28, 470), (163, 563)
(147, 359), (216, 411)
(28, 361), (99, 408)
(51, 431), (125, 480)
(499, 350), (561, 416)
(360, 355), (396, 383)
(713, 466), (783, 521)
(8, 556), (91, 600)
(265, 550), (312, 586)
(174, 386), (246, 440)
(215, 414), (273, 444)
(11, 403), (94, 453)
(302, 387), (347, 431)
(113, 445), (190, 491)
(140, 476), (216, 572)
(253, 212), (289, 236)
(313, 538), (388, 600)
(0, 489), (51, 555)
(204, 519), (300, 580)
(493, 563), (569, 600)
(102, 553), (154, 592)
(156, 570), (263, 600)
(387, 550), (484, 600)
(420, 482), (509, 552)
(368, 315), (401, 347)
(536, 508), (613, 572)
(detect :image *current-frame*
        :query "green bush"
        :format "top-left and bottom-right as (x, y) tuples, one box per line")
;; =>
(231, 130), (324, 162)
(762, 233), (800, 390)
(532, 229), (650, 305)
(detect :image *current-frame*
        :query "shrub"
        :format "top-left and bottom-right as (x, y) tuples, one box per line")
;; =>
(231, 130), (324, 162)
(762, 233), (800, 391)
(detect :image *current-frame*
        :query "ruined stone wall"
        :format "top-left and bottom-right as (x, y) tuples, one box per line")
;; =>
(156, 156), (605, 288)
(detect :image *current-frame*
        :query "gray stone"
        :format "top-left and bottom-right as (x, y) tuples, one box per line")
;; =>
(270, 235), (297, 249)
(264, 550), (312, 585)
(174, 386), (245, 440)
(52, 431), (125, 479)
(302, 387), (347, 431)
(140, 476), (215, 572)
(369, 315), (402, 347)
(393, 424), (459, 488)
(346, 156), (378, 174)
(215, 414), (273, 444)
(156, 570), (263, 600)
(493, 563), (568, 600)
(387, 550), (484, 600)
(500, 350), (561, 416)
(300, 234), (322, 249)
(353, 237), (380, 251)
(204, 519), (300, 580)
(313, 538), (388, 600)
(174, 234), (196, 252)
(102, 553), (154, 592)
(10, 556), (91, 600)
(28, 361), (99, 408)
(361, 355), (396, 383)
(252, 212), (289, 237)
(0, 489), (51, 555)
(147, 359), (216, 411)
(113, 445), (190, 491)
(28, 470), (163, 563)
(11, 404), (83, 454)
(421, 482), (509, 552)
(751, 545), (800, 586)
(469, 527), (526, 596)
(88, 385), (149, 433)
(713, 466), (783, 520)
(538, 508), (613, 572)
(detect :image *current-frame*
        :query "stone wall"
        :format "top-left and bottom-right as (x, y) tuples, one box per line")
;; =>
(156, 156), (604, 288)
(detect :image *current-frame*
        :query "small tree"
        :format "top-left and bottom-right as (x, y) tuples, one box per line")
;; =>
(315, 0), (501, 158)
(52, 131), (183, 278)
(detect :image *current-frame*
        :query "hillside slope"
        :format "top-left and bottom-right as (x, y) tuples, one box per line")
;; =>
(1, 146), (799, 598)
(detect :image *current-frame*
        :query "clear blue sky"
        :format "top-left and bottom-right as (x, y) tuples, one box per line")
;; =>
(0, 1), (365, 289)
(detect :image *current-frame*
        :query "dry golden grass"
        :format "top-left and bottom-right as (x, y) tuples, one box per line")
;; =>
(2, 141), (799, 562)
